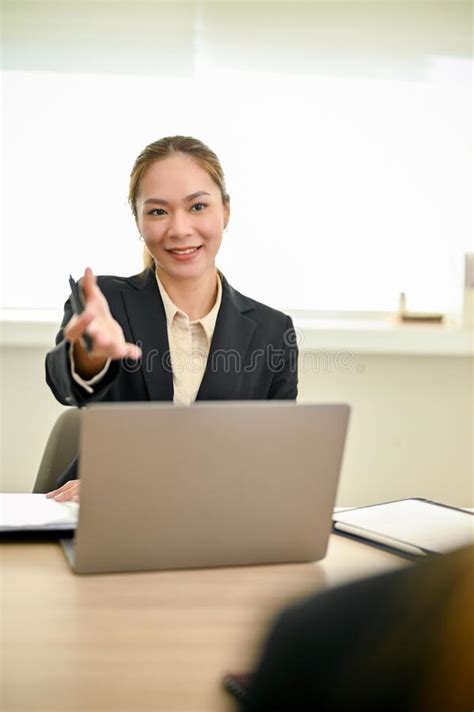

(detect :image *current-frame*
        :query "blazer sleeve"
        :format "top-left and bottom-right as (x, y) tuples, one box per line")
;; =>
(45, 295), (120, 408)
(267, 315), (298, 400)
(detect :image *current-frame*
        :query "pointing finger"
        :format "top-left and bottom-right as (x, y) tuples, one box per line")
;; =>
(81, 267), (97, 301)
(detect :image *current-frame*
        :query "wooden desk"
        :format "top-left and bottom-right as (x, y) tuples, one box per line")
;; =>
(1, 535), (406, 712)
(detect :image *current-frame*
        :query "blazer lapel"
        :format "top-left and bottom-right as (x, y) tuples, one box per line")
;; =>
(121, 270), (174, 401)
(197, 275), (257, 401)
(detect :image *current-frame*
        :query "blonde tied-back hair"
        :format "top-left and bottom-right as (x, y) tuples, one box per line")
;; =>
(128, 136), (230, 271)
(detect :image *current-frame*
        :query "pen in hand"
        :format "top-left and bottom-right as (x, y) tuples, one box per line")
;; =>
(69, 274), (93, 353)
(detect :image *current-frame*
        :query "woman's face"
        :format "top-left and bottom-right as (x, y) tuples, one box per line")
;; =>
(136, 154), (229, 281)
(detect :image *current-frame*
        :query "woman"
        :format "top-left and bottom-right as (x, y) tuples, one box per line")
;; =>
(45, 136), (298, 502)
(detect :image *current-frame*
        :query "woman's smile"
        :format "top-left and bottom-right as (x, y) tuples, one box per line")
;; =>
(167, 245), (203, 260)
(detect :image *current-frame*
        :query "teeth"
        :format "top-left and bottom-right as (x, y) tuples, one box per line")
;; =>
(171, 247), (199, 255)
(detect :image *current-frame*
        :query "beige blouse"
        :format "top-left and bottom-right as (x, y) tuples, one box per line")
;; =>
(70, 272), (222, 405)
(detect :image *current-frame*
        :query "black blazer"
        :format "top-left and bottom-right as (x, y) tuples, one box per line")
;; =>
(45, 269), (298, 484)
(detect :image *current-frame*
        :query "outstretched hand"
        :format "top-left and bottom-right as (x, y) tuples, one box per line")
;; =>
(64, 267), (141, 362)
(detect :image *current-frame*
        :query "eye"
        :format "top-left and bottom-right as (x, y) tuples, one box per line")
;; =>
(191, 202), (207, 212)
(148, 208), (167, 216)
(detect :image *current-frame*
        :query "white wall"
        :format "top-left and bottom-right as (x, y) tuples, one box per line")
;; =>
(1, 345), (472, 507)
(298, 352), (473, 507)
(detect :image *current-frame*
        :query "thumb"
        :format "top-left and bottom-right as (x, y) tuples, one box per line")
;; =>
(124, 343), (142, 361)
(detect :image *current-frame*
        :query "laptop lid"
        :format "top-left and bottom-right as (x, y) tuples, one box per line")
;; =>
(72, 402), (350, 574)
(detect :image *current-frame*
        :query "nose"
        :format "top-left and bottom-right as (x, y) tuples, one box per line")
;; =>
(167, 210), (193, 239)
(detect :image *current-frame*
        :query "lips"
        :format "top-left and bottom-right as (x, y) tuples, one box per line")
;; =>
(166, 245), (203, 261)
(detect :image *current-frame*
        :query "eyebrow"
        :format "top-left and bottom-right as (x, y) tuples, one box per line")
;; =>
(143, 191), (211, 207)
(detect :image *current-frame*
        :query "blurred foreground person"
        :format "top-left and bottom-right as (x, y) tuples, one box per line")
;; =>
(244, 545), (474, 712)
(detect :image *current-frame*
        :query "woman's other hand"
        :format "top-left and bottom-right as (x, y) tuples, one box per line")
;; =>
(46, 480), (80, 503)
(65, 267), (141, 378)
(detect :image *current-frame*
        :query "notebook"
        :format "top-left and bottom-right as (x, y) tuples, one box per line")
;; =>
(0, 493), (78, 533)
(332, 498), (474, 556)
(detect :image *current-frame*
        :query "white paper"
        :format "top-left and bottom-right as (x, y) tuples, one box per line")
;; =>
(0, 493), (78, 531)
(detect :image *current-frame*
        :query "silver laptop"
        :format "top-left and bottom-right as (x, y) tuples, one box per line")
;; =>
(62, 401), (350, 574)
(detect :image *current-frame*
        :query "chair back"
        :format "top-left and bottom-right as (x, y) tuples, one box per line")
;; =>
(33, 409), (81, 493)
